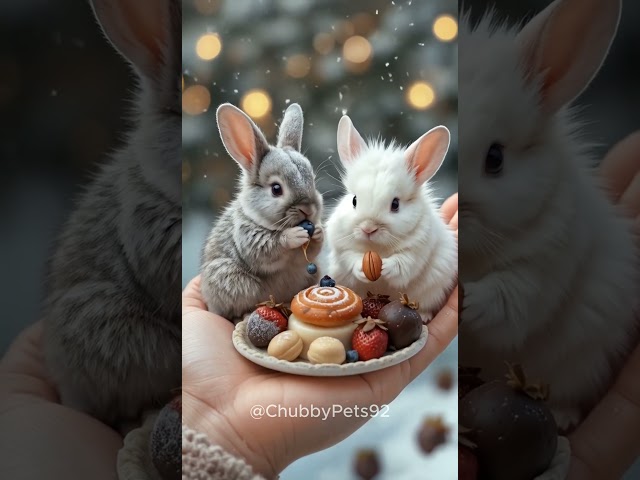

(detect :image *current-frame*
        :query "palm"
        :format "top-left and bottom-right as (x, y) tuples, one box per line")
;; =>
(0, 323), (122, 478)
(182, 194), (459, 473)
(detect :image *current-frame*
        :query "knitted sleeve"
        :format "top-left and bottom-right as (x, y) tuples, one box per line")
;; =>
(181, 424), (267, 480)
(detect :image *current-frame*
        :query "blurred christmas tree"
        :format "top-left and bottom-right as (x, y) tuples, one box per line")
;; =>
(182, 0), (457, 216)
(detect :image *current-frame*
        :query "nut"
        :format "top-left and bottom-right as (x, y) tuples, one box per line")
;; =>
(362, 251), (382, 281)
(267, 331), (303, 361)
(307, 336), (346, 364)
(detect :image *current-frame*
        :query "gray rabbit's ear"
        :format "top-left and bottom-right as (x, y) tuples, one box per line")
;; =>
(337, 115), (367, 166)
(516, 0), (621, 113)
(90, 0), (175, 80)
(276, 103), (304, 151)
(405, 126), (450, 185)
(217, 103), (270, 172)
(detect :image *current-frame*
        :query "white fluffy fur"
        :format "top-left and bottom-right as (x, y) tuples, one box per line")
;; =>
(325, 120), (457, 321)
(458, 0), (638, 430)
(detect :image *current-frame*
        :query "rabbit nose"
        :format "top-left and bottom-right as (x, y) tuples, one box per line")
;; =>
(298, 206), (312, 218)
(361, 225), (378, 235)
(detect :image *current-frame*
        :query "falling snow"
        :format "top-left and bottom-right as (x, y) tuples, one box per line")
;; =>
(285, 99), (291, 104)
(339, 92), (343, 101)
(385, 62), (390, 67)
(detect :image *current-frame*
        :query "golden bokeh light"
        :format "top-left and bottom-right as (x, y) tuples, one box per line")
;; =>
(343, 35), (372, 64)
(241, 89), (272, 119)
(313, 33), (335, 55)
(182, 85), (211, 115)
(196, 33), (222, 60)
(407, 82), (436, 110)
(433, 15), (458, 42)
(286, 54), (311, 78)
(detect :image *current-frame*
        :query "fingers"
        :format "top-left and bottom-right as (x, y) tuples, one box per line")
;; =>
(600, 131), (640, 202)
(441, 193), (458, 223)
(619, 172), (640, 219)
(0, 321), (57, 401)
(408, 286), (459, 383)
(568, 343), (640, 479)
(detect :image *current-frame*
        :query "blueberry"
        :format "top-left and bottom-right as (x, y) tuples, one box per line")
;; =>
(299, 220), (315, 237)
(346, 350), (359, 363)
(307, 263), (318, 275)
(320, 275), (336, 287)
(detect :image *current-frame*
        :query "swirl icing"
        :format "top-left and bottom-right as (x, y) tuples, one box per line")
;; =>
(291, 285), (363, 327)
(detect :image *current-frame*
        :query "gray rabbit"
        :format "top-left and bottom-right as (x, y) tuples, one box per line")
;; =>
(43, 0), (181, 428)
(201, 103), (324, 320)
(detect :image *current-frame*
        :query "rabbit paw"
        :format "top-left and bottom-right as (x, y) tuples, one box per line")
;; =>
(460, 282), (486, 325)
(281, 227), (310, 249)
(551, 406), (581, 433)
(352, 264), (371, 283)
(311, 224), (324, 242)
(381, 257), (401, 283)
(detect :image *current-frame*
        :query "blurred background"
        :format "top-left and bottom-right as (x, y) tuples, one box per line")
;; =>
(0, 0), (131, 354)
(182, 0), (458, 478)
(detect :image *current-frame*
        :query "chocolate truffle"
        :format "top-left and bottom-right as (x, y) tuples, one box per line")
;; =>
(150, 395), (181, 480)
(459, 380), (557, 480)
(378, 293), (422, 349)
(247, 311), (280, 347)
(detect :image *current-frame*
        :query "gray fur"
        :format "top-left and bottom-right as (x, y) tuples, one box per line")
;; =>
(43, 0), (181, 428)
(277, 103), (304, 150)
(201, 103), (324, 320)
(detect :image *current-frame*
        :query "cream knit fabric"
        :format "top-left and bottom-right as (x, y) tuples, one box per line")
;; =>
(182, 425), (266, 480)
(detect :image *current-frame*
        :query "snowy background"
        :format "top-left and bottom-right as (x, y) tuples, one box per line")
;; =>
(182, 0), (458, 478)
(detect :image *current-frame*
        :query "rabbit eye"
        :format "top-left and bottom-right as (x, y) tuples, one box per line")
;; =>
(485, 143), (504, 176)
(352, 196), (357, 208)
(271, 183), (283, 197)
(391, 198), (400, 212)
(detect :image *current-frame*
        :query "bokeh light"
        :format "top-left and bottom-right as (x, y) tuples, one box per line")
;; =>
(433, 15), (458, 42)
(407, 81), (436, 109)
(286, 54), (311, 78)
(343, 35), (372, 64)
(313, 33), (335, 55)
(182, 85), (211, 115)
(196, 33), (222, 60)
(241, 89), (272, 119)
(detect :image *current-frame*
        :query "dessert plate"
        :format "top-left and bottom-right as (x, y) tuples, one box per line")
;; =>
(232, 320), (428, 377)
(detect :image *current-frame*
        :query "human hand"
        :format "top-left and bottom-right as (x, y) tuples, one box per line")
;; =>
(0, 322), (123, 479)
(568, 132), (640, 479)
(182, 194), (458, 479)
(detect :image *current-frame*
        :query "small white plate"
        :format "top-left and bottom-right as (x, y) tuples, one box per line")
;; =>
(232, 320), (428, 377)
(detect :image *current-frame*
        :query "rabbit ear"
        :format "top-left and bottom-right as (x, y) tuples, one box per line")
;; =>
(277, 103), (304, 151)
(516, 0), (621, 113)
(405, 126), (450, 185)
(337, 116), (367, 166)
(217, 104), (270, 172)
(90, 0), (175, 80)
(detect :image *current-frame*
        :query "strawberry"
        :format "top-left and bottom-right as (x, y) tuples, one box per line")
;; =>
(351, 317), (388, 361)
(361, 291), (391, 319)
(255, 295), (289, 332)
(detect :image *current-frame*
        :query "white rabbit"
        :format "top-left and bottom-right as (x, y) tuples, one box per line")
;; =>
(458, 0), (638, 430)
(325, 116), (458, 321)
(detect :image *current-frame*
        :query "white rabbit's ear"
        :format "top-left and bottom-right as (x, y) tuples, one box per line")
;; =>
(516, 0), (621, 113)
(337, 116), (367, 166)
(90, 0), (173, 80)
(217, 104), (270, 172)
(277, 103), (304, 151)
(405, 126), (450, 185)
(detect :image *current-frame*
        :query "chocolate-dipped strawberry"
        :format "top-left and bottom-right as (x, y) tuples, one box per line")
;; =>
(459, 364), (557, 480)
(378, 293), (422, 349)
